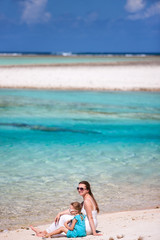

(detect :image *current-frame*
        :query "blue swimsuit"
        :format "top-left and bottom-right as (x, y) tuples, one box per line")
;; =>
(66, 214), (86, 238)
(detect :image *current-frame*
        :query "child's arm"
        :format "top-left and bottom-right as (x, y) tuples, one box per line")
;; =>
(64, 218), (77, 231)
(64, 219), (72, 227)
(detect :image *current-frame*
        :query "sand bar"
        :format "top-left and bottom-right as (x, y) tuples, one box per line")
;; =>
(0, 65), (160, 91)
(0, 208), (159, 240)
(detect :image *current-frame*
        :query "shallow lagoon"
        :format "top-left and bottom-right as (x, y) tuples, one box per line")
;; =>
(0, 55), (160, 66)
(0, 89), (160, 230)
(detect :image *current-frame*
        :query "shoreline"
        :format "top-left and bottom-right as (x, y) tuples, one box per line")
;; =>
(0, 208), (159, 240)
(0, 65), (160, 91)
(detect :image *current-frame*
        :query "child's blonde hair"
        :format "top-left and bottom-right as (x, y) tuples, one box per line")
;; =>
(70, 202), (84, 220)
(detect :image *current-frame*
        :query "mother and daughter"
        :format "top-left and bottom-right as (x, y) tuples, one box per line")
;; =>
(30, 181), (102, 238)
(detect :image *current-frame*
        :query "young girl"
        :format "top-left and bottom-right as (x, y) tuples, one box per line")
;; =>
(30, 202), (86, 238)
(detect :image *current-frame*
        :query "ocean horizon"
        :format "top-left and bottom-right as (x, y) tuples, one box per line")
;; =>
(0, 51), (160, 55)
(0, 52), (160, 67)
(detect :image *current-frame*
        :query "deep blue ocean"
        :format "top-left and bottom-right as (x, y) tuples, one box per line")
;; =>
(0, 89), (160, 230)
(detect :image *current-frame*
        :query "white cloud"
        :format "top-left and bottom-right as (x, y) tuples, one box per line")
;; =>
(128, 1), (160, 20)
(143, 2), (160, 18)
(21, 0), (51, 24)
(125, 0), (145, 13)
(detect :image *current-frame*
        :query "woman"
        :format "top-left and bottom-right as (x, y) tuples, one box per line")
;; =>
(31, 181), (101, 236)
(77, 180), (100, 236)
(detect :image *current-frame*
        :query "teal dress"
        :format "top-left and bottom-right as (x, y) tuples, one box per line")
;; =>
(66, 214), (86, 238)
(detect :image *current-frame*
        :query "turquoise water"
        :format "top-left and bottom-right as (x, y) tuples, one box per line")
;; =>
(0, 55), (159, 66)
(0, 89), (160, 230)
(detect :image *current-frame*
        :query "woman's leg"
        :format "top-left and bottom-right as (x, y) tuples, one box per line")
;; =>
(46, 215), (74, 233)
(30, 215), (73, 236)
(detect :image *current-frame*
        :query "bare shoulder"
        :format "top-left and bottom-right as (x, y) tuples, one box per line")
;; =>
(84, 198), (93, 207)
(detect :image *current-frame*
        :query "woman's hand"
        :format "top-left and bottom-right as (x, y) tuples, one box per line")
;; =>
(54, 208), (70, 224)
(54, 213), (61, 224)
(93, 232), (103, 236)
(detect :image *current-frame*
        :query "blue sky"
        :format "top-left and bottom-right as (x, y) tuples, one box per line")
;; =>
(0, 0), (160, 53)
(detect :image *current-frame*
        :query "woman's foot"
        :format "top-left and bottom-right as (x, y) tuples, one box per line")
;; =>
(44, 234), (50, 238)
(30, 226), (48, 237)
(36, 232), (47, 237)
(30, 226), (43, 235)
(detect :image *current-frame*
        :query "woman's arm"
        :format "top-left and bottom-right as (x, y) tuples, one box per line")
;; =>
(54, 209), (70, 223)
(84, 200), (102, 236)
(64, 219), (77, 231)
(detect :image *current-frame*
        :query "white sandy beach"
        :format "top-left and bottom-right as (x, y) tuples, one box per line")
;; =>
(0, 208), (159, 240)
(0, 65), (160, 90)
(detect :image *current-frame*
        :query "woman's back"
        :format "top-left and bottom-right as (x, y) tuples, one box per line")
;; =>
(81, 197), (97, 213)
(81, 199), (98, 234)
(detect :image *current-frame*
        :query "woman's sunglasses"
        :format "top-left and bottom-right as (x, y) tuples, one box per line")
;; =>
(77, 187), (86, 191)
